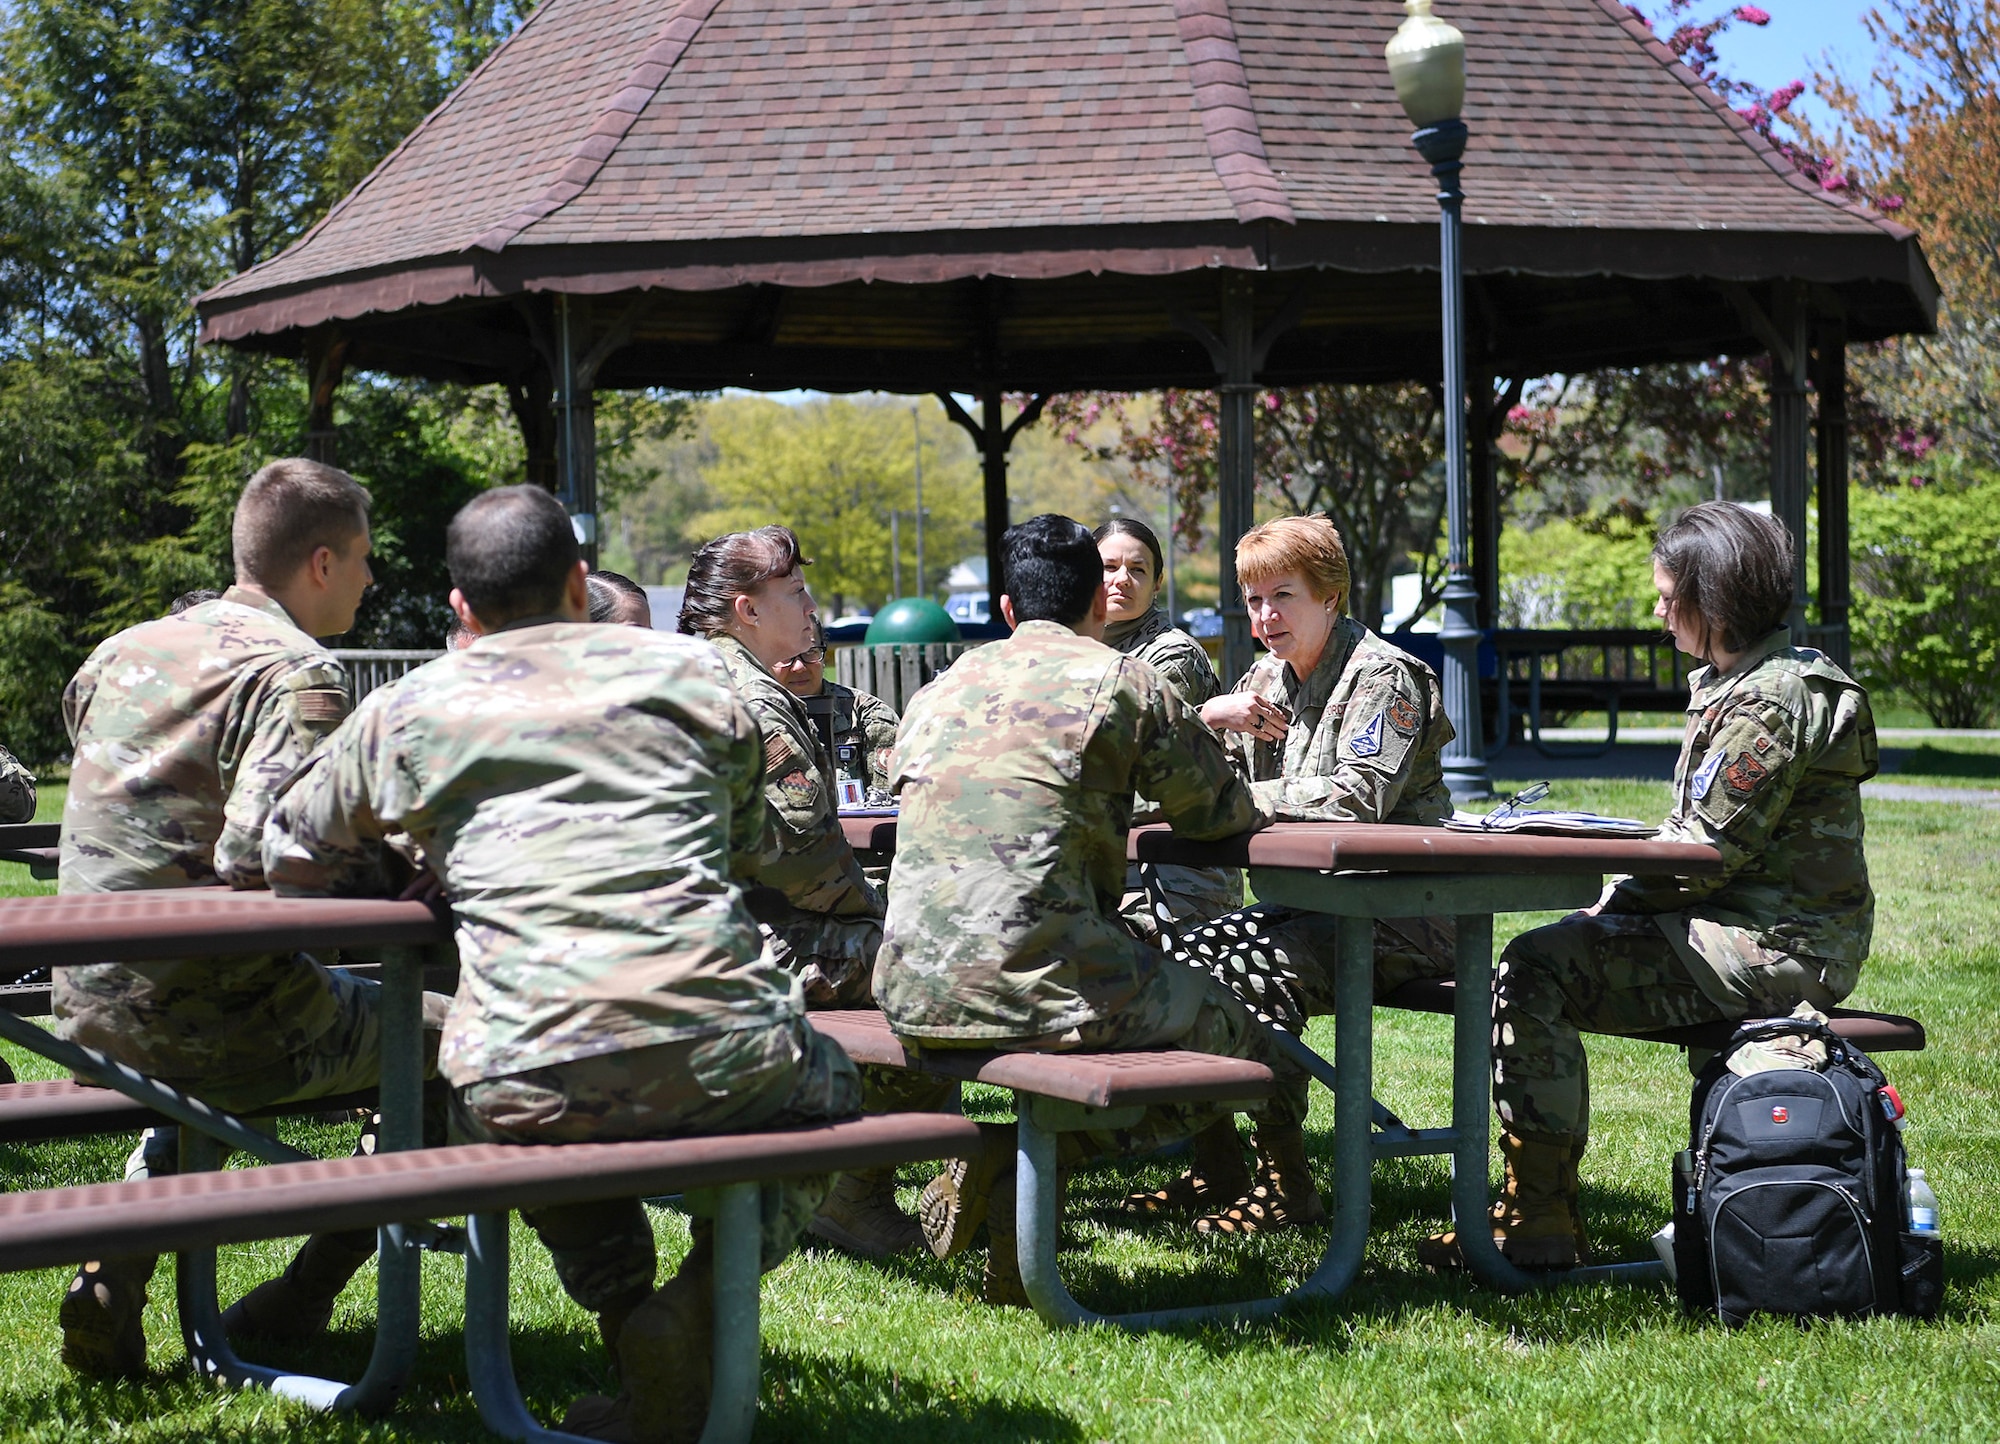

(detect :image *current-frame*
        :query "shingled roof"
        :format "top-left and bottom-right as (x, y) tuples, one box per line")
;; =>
(195, 0), (1935, 390)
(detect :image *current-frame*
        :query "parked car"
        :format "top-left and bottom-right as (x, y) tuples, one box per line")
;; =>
(1179, 607), (1223, 639)
(944, 590), (990, 625)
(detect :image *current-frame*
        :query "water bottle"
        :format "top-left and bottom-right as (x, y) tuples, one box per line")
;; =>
(1907, 1167), (1940, 1235)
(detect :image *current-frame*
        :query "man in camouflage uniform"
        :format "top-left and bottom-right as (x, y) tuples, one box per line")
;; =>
(265, 486), (857, 1444)
(1426, 501), (1876, 1271)
(52, 458), (447, 1378)
(874, 514), (1276, 1306)
(0, 743), (34, 823)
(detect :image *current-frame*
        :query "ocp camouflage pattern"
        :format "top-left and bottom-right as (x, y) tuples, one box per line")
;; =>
(263, 621), (805, 1088)
(55, 587), (353, 1078)
(712, 633), (883, 1004)
(0, 743), (35, 823)
(1601, 628), (1875, 1002)
(1223, 614), (1453, 823)
(874, 619), (1270, 1042)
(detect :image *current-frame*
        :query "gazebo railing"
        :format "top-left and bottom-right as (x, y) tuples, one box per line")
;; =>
(330, 650), (442, 703)
(1488, 628), (1692, 758)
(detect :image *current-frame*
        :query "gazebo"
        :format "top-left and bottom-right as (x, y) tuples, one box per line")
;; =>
(196, 0), (1936, 681)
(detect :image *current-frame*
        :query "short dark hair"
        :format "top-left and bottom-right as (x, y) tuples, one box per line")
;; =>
(586, 569), (649, 625)
(168, 589), (221, 616)
(1652, 501), (1794, 655)
(1002, 514), (1101, 626)
(678, 526), (808, 637)
(233, 459), (371, 586)
(1092, 516), (1165, 578)
(446, 485), (581, 626)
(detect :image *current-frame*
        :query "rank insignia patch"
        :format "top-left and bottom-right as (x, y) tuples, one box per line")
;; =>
(1724, 752), (1769, 798)
(1386, 695), (1421, 736)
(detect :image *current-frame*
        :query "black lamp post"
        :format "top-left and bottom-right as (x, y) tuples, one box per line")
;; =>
(1386, 0), (1491, 799)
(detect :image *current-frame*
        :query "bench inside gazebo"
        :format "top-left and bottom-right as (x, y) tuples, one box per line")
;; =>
(193, 0), (1935, 713)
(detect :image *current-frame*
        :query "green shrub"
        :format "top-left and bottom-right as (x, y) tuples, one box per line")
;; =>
(1497, 510), (1660, 628)
(1851, 476), (2000, 727)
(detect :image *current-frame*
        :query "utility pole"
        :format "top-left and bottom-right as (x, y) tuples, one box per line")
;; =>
(890, 511), (902, 598)
(912, 405), (926, 597)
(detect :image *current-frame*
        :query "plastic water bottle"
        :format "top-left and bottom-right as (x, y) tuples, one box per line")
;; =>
(1907, 1167), (1940, 1234)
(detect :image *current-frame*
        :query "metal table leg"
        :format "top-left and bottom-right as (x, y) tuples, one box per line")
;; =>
(1292, 912), (1375, 1300)
(464, 1181), (764, 1444)
(176, 950), (429, 1414)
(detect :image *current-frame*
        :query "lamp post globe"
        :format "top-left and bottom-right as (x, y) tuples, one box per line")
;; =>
(1385, 0), (1491, 800)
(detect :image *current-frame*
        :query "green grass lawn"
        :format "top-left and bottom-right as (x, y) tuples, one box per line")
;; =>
(0, 777), (1994, 1441)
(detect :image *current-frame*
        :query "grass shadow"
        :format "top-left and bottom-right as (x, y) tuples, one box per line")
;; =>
(760, 1346), (1086, 1443)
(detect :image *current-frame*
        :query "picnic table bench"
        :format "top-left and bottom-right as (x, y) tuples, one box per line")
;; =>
(0, 820), (59, 880)
(809, 1008), (1275, 1330)
(0, 889), (978, 1444)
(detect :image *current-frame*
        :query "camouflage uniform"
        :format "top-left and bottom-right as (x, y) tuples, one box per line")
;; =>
(0, 743), (34, 823)
(713, 634), (884, 1007)
(1199, 617), (1459, 1126)
(874, 619), (1277, 1157)
(1493, 630), (1876, 1143)
(55, 587), (394, 1096)
(817, 680), (899, 796)
(1106, 606), (1244, 932)
(263, 621), (858, 1313)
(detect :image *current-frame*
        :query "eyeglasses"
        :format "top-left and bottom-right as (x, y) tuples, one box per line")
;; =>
(785, 647), (826, 666)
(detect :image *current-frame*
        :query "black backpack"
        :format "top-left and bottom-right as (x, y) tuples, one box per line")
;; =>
(1673, 1017), (1942, 1325)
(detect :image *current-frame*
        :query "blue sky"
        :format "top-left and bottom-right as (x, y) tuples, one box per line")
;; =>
(1703, 0), (1882, 129)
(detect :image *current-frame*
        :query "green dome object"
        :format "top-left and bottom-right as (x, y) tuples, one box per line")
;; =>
(864, 597), (961, 644)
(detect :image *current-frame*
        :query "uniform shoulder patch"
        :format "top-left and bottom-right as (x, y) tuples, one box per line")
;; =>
(1690, 748), (1726, 801)
(293, 687), (349, 725)
(764, 732), (800, 777)
(1348, 712), (1384, 759)
(1723, 751), (1770, 799)
(1386, 694), (1421, 736)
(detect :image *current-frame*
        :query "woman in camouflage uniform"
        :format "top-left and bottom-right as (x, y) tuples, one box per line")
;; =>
(1425, 502), (1877, 1271)
(679, 527), (932, 1258)
(1162, 515), (1457, 1235)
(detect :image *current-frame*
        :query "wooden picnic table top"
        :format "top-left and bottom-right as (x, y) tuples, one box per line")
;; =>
(0, 891), (449, 970)
(841, 815), (1721, 877)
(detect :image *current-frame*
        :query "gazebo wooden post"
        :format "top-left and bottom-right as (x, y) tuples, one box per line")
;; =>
(1814, 318), (1851, 668)
(555, 295), (600, 567)
(302, 327), (349, 464)
(1767, 284), (1814, 640)
(938, 390), (1049, 618)
(1216, 275), (1257, 685)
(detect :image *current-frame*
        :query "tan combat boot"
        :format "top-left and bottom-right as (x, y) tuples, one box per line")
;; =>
(1418, 1129), (1585, 1271)
(1121, 1117), (1253, 1219)
(807, 1167), (925, 1257)
(60, 1254), (157, 1379)
(564, 1235), (716, 1444)
(917, 1121), (1015, 1260)
(1193, 1125), (1326, 1235)
(221, 1228), (378, 1341)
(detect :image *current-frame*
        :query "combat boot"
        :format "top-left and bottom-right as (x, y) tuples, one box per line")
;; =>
(1193, 1125), (1325, 1235)
(221, 1228), (377, 1341)
(59, 1254), (156, 1379)
(1418, 1129), (1584, 1271)
(807, 1167), (925, 1257)
(917, 1121), (1015, 1259)
(1121, 1117), (1252, 1219)
(563, 1235), (716, 1444)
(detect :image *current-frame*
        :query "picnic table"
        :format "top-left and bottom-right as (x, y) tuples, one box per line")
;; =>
(0, 821), (59, 879)
(0, 889), (449, 1412)
(844, 814), (1725, 1308)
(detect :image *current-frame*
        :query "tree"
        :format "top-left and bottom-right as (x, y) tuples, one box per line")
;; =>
(1850, 471), (2000, 726)
(686, 396), (984, 615)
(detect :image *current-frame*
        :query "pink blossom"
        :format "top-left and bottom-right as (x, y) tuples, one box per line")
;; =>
(1506, 404), (1534, 424)
(1737, 103), (1768, 128)
(1734, 6), (1770, 25)
(1877, 194), (1906, 213)
(1769, 79), (1805, 111)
